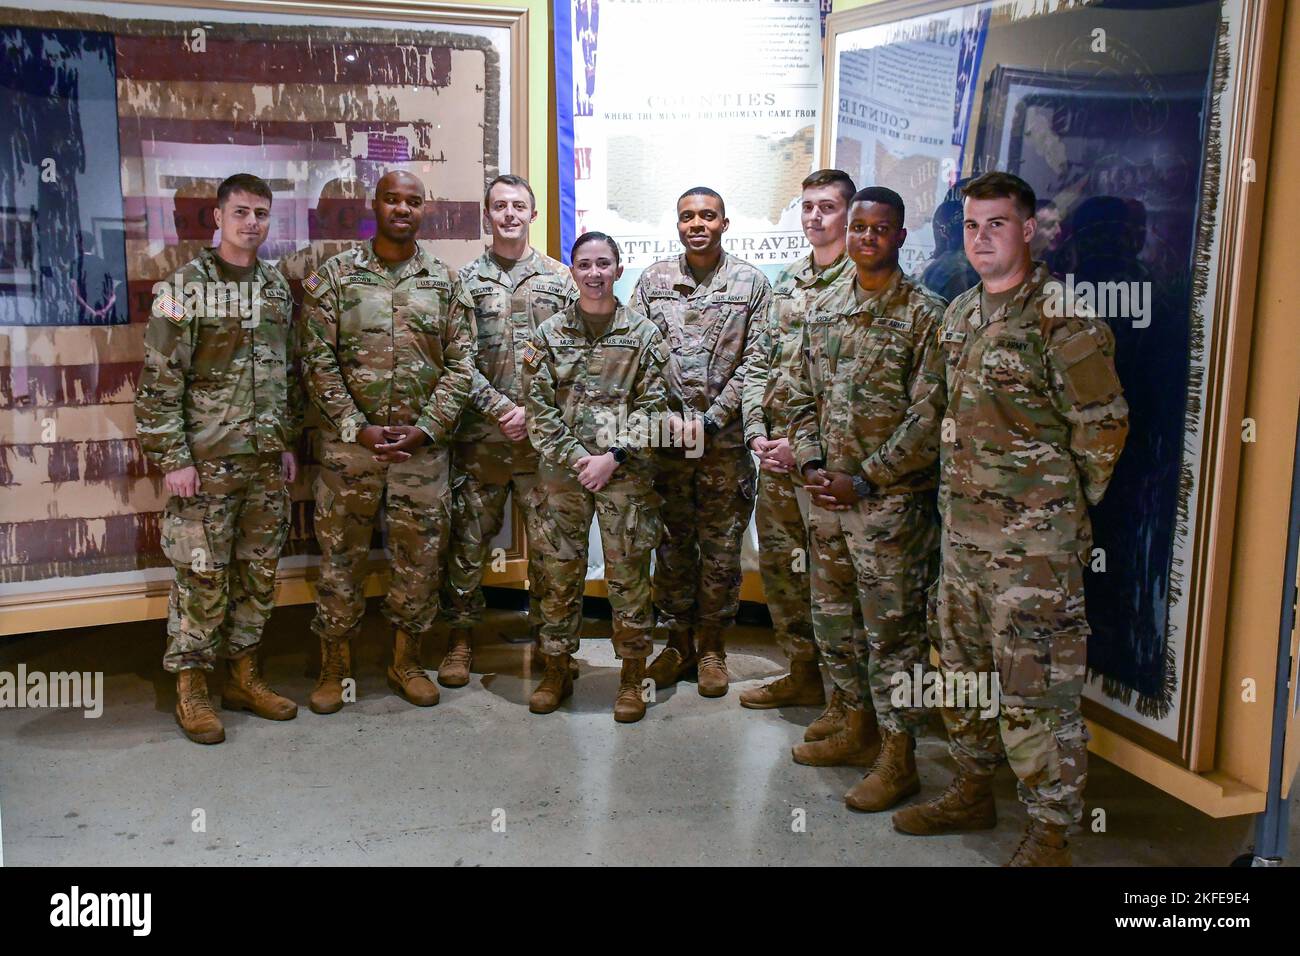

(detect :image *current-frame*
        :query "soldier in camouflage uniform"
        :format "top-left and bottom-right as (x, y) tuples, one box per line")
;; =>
(891, 172), (1128, 867)
(786, 187), (947, 812)
(739, 169), (856, 714)
(633, 187), (771, 698)
(298, 170), (475, 714)
(522, 232), (670, 723)
(439, 175), (578, 687)
(135, 173), (302, 745)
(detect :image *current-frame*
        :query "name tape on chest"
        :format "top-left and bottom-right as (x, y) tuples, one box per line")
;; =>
(602, 336), (640, 348)
(807, 311), (835, 325)
(713, 292), (749, 305)
(341, 274), (378, 286)
(468, 283), (497, 298)
(990, 337), (1031, 352)
(262, 287), (288, 301)
(414, 277), (451, 291)
(939, 329), (967, 345)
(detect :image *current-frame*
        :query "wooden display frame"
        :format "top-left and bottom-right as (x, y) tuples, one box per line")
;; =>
(0, 0), (531, 635)
(822, 0), (1287, 811)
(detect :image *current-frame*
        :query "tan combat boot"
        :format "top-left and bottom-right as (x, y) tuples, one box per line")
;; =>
(223, 651), (297, 720)
(175, 669), (225, 744)
(696, 628), (729, 698)
(845, 730), (920, 812)
(1005, 819), (1072, 867)
(646, 628), (696, 689)
(891, 771), (997, 835)
(739, 660), (826, 709)
(614, 658), (648, 723)
(792, 703), (881, 766)
(309, 637), (352, 715)
(529, 653), (574, 714)
(387, 629), (440, 706)
(438, 628), (473, 687)
(533, 631), (580, 678)
(804, 686), (850, 741)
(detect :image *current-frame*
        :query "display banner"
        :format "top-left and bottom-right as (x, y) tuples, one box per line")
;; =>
(830, 7), (988, 276)
(556, 0), (826, 296)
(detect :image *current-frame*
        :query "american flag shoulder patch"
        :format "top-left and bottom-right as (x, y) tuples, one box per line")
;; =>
(155, 292), (188, 324)
(303, 271), (325, 296)
(521, 341), (542, 368)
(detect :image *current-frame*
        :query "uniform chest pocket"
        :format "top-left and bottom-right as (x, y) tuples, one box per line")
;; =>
(979, 338), (1039, 391)
(855, 328), (912, 392)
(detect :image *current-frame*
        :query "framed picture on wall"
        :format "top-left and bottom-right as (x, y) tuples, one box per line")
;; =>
(0, 0), (528, 635)
(823, 0), (1281, 770)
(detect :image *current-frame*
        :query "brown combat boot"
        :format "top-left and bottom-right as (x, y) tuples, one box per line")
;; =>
(223, 651), (297, 720)
(614, 658), (648, 723)
(1005, 819), (1072, 867)
(845, 730), (919, 812)
(309, 637), (352, 715)
(804, 687), (850, 741)
(791, 703), (881, 767)
(891, 771), (997, 835)
(529, 653), (574, 714)
(533, 632), (580, 678)
(438, 628), (473, 687)
(646, 628), (696, 689)
(739, 660), (826, 709)
(695, 628), (729, 698)
(387, 629), (440, 706)
(175, 669), (225, 744)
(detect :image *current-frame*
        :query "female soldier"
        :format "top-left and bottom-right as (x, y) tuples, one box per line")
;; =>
(521, 232), (671, 722)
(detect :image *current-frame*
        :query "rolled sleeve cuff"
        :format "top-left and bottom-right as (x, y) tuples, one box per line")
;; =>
(744, 421), (768, 445)
(860, 454), (895, 488)
(483, 391), (516, 420)
(794, 439), (824, 472)
(157, 446), (194, 475)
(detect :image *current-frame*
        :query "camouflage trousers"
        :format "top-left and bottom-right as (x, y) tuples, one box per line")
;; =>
(161, 453), (289, 673)
(531, 462), (661, 659)
(755, 468), (817, 664)
(936, 541), (1091, 827)
(311, 437), (451, 643)
(441, 441), (547, 629)
(653, 446), (755, 639)
(807, 492), (937, 735)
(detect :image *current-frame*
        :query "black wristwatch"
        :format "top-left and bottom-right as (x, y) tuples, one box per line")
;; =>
(851, 475), (873, 500)
(608, 446), (628, 464)
(702, 414), (720, 436)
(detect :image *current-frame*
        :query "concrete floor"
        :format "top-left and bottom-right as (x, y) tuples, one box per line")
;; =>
(0, 601), (1293, 866)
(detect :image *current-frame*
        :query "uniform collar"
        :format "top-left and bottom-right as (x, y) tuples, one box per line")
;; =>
(354, 240), (432, 281)
(972, 260), (1053, 329)
(197, 247), (279, 288)
(559, 300), (631, 339)
(825, 267), (905, 318)
(671, 251), (729, 296)
(475, 246), (545, 287)
(792, 251), (850, 289)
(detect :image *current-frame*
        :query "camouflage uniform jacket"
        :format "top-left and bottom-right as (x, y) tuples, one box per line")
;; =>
(522, 303), (670, 472)
(298, 241), (474, 445)
(742, 251), (853, 446)
(631, 252), (770, 450)
(938, 261), (1129, 556)
(453, 247), (578, 445)
(135, 248), (302, 474)
(786, 268), (947, 494)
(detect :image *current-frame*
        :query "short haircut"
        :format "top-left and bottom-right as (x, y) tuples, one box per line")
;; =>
(851, 186), (905, 228)
(217, 173), (272, 207)
(963, 171), (1036, 220)
(802, 168), (857, 206)
(571, 231), (621, 266)
(678, 186), (725, 217)
(484, 174), (536, 210)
